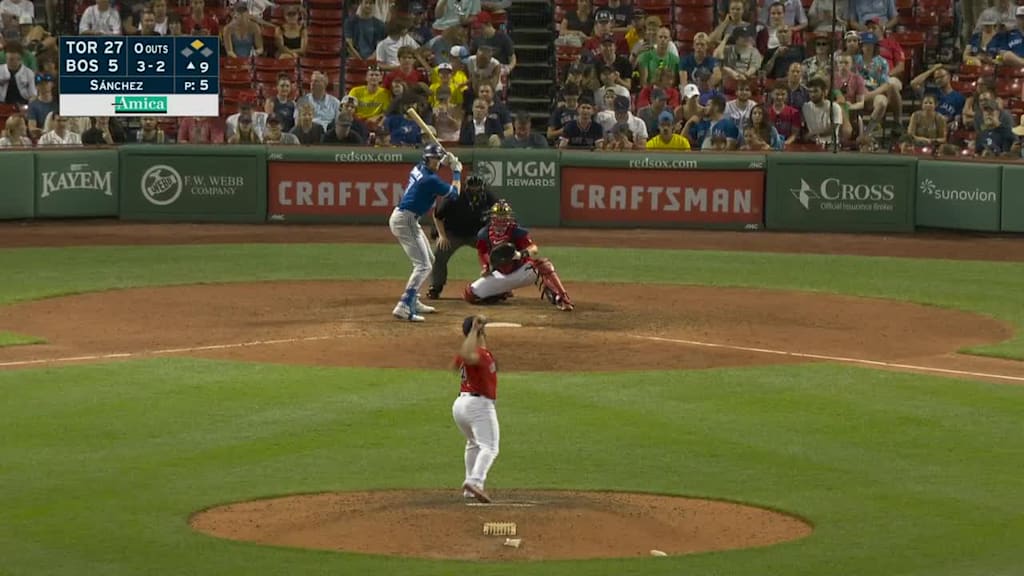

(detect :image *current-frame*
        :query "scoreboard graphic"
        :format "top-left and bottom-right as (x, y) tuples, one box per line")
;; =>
(59, 36), (221, 117)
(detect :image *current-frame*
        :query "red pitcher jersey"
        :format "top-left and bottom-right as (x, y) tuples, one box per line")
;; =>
(455, 347), (498, 400)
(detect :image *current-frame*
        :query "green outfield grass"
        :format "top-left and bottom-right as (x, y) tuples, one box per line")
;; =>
(1, 359), (1022, 576)
(1, 243), (1023, 358)
(1, 241), (1023, 575)
(0, 331), (45, 348)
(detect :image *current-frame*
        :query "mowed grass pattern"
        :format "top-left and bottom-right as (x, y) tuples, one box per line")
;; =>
(0, 242), (1023, 575)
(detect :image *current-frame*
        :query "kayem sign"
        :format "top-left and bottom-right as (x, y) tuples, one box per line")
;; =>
(268, 162), (413, 220)
(560, 167), (764, 228)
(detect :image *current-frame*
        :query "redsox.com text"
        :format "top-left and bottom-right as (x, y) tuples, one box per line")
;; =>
(627, 158), (699, 169)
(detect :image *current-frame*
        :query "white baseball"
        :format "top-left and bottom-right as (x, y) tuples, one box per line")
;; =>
(650, 549), (668, 556)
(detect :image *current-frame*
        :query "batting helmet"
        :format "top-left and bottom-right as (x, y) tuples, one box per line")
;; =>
(422, 143), (445, 160)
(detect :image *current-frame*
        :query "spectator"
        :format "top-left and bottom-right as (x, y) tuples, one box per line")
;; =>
(471, 12), (516, 71)
(323, 111), (365, 144)
(964, 11), (1001, 64)
(432, 87), (462, 141)
(768, 84), (802, 145)
(183, 0), (219, 36)
(759, 2), (804, 79)
(223, 3), (263, 58)
(433, 0), (480, 33)
(855, 33), (893, 130)
(783, 61), (811, 110)
(348, 65), (391, 129)
(346, 0), (387, 60)
(560, 0), (594, 41)
(674, 83), (706, 126)
(547, 82), (580, 139)
(429, 62), (463, 108)
(466, 43), (502, 93)
(863, 18), (904, 117)
(79, 0), (121, 35)
(715, 25), (763, 81)
(630, 16), (678, 62)
(25, 72), (54, 138)
(296, 71), (341, 130)
(637, 68), (681, 109)
(228, 113), (262, 143)
(604, 0), (632, 31)
(801, 76), (845, 143)
(407, 2), (433, 44)
(264, 73), (297, 132)
(375, 16), (423, 69)
(683, 94), (739, 150)
(427, 23), (466, 65)
(385, 45), (429, 92)
(0, 41), (34, 105)
(558, 96), (604, 149)
(624, 8), (648, 52)
(900, 93), (946, 152)
(177, 116), (223, 143)
(438, 44), (472, 86)
(976, 0), (1018, 33)
(592, 33), (631, 90)
(383, 108), (425, 146)
(637, 87), (671, 135)
(802, 35), (832, 84)
(964, 87), (1013, 133)
(276, 5), (307, 59)
(135, 116), (166, 143)
(81, 116), (126, 144)
(584, 9), (629, 57)
(38, 112), (82, 146)
(0, 113), (31, 146)
(233, 0), (275, 29)
(808, 0), (852, 33)
(597, 85), (618, 112)
(599, 122), (635, 150)
(709, 0), (750, 47)
(337, 95), (369, 139)
(850, 0), (896, 30)
(474, 82), (512, 135)
(291, 102), (324, 144)
(150, 0), (169, 35)
(680, 33), (719, 90)
(227, 101), (268, 141)
(975, 100), (1014, 156)
(136, 10), (158, 35)
(724, 79), (756, 128)
(368, 0), (392, 23)
(1013, 118), (1024, 157)
(596, 94), (649, 148)
(996, 7), (1024, 67)
(646, 110), (691, 149)
(0, 0), (33, 26)
(740, 104), (784, 149)
(758, 0), (807, 32)
(503, 111), (547, 147)
(263, 115), (300, 144)
(594, 70), (630, 110)
(637, 27), (680, 87)
(909, 64), (966, 123)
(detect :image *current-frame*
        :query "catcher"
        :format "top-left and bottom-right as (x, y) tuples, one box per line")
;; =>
(463, 199), (575, 311)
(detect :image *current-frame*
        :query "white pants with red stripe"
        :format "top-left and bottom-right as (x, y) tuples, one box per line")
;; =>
(452, 393), (499, 488)
(469, 262), (537, 300)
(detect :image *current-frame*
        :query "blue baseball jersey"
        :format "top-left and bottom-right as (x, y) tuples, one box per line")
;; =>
(397, 163), (459, 216)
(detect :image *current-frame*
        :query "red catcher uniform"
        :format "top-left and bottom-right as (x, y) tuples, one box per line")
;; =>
(452, 346), (500, 498)
(477, 225), (533, 276)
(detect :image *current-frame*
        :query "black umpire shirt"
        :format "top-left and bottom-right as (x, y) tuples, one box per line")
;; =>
(435, 189), (499, 238)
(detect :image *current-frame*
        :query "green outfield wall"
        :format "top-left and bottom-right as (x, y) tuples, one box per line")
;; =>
(3, 146), (1022, 233)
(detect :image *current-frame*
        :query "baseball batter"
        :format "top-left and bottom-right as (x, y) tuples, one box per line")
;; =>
(452, 314), (499, 503)
(464, 200), (575, 311)
(389, 144), (463, 322)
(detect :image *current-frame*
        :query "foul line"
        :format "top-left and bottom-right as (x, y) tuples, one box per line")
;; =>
(0, 334), (351, 368)
(630, 334), (1024, 383)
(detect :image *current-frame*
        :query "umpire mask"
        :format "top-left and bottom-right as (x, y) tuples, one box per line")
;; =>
(465, 175), (485, 206)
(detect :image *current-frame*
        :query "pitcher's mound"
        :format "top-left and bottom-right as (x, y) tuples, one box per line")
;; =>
(190, 490), (812, 561)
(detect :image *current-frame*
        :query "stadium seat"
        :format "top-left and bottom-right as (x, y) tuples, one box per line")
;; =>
(308, 24), (343, 39)
(221, 87), (259, 103)
(996, 78), (1023, 99)
(300, 56), (342, 71)
(220, 57), (253, 71)
(254, 57), (296, 71)
(308, 8), (344, 24)
(307, 39), (343, 57)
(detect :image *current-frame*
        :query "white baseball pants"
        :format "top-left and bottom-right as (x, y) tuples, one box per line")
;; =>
(389, 208), (434, 294)
(452, 393), (500, 487)
(469, 263), (537, 300)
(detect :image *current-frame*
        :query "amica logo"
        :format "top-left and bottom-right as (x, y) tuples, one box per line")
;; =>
(919, 178), (997, 202)
(791, 178), (896, 210)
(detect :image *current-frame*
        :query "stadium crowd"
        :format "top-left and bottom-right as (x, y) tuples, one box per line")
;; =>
(0, 0), (1023, 157)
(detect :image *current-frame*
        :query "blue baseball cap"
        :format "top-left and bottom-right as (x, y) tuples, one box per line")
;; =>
(860, 31), (878, 44)
(658, 110), (675, 124)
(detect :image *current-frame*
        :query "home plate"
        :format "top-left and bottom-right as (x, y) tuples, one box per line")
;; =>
(486, 322), (522, 328)
(466, 501), (538, 507)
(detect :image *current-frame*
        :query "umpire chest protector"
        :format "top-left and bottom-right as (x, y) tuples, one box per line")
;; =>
(437, 190), (498, 238)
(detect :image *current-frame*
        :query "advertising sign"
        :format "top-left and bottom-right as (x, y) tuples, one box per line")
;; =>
(0, 151), (35, 219)
(35, 150), (119, 218)
(1002, 165), (1024, 233)
(268, 161), (412, 220)
(916, 161), (1001, 231)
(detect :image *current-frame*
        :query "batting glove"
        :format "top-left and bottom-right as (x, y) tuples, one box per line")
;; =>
(449, 157), (463, 173)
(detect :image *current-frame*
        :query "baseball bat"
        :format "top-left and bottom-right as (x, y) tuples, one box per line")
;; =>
(406, 107), (446, 153)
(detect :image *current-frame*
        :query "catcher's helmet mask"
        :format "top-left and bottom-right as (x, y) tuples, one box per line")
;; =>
(489, 199), (515, 236)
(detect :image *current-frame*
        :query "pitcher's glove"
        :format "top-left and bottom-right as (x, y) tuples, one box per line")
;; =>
(488, 243), (519, 268)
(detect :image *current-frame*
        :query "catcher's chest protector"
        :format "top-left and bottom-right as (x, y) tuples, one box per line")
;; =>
(488, 225), (514, 248)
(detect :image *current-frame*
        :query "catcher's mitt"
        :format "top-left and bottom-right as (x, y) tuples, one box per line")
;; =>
(489, 242), (519, 268)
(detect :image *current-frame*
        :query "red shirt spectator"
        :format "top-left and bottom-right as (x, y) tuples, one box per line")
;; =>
(768, 88), (802, 141)
(383, 46), (429, 91)
(182, 0), (219, 36)
(636, 83), (680, 110)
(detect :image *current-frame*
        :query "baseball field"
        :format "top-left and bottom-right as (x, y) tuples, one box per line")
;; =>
(2, 222), (1023, 576)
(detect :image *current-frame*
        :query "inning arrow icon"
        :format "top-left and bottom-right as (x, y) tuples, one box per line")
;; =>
(187, 62), (196, 70)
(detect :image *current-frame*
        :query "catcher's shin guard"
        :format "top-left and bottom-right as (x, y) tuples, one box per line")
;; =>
(533, 258), (574, 311)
